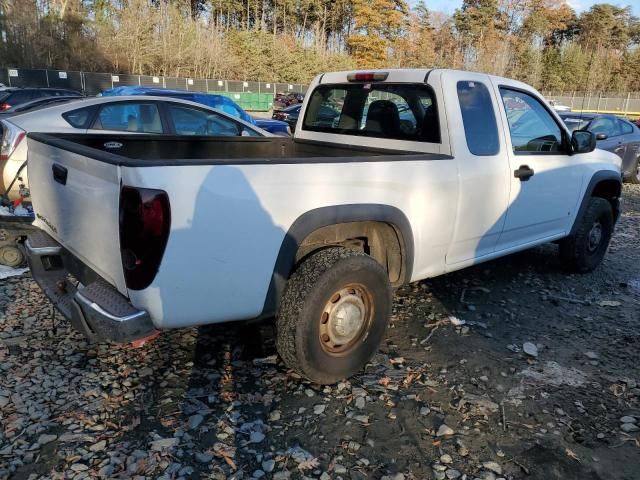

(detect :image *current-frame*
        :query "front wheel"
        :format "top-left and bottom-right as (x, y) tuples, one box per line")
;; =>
(559, 197), (613, 273)
(628, 157), (640, 184)
(276, 247), (392, 385)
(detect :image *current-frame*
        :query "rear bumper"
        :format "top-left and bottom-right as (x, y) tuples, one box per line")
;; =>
(25, 230), (155, 342)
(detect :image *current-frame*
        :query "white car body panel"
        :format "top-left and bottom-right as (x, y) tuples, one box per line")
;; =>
(26, 68), (622, 332)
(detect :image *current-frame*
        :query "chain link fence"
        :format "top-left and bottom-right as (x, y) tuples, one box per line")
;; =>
(0, 67), (308, 98)
(4, 67), (637, 117)
(544, 91), (640, 117)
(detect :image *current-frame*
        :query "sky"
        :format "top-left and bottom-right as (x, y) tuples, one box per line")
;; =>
(421, 0), (639, 16)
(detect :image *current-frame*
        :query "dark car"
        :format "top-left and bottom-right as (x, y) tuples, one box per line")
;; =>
(101, 86), (290, 136)
(273, 92), (304, 110)
(0, 88), (82, 111)
(559, 112), (640, 184)
(272, 104), (338, 130)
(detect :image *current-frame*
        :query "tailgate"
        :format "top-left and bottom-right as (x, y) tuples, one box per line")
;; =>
(27, 136), (127, 294)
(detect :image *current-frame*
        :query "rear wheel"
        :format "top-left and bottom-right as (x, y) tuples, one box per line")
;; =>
(276, 247), (392, 384)
(559, 197), (613, 273)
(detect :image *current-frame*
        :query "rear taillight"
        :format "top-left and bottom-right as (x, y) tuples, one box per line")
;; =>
(0, 121), (26, 161)
(0, 103), (10, 111)
(119, 186), (171, 290)
(347, 72), (389, 82)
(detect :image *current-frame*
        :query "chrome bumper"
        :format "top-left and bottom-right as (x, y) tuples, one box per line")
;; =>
(25, 230), (155, 342)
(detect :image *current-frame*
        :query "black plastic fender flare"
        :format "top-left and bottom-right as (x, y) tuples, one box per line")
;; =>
(569, 170), (622, 237)
(260, 204), (414, 317)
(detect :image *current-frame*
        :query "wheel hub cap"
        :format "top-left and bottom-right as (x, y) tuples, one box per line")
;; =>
(587, 221), (603, 252)
(320, 285), (372, 355)
(329, 296), (365, 344)
(0, 246), (22, 267)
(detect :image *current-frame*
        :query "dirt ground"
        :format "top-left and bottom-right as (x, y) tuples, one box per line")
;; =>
(0, 185), (638, 480)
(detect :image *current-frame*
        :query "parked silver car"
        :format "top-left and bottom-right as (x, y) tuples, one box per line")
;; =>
(1, 95), (269, 200)
(560, 112), (640, 183)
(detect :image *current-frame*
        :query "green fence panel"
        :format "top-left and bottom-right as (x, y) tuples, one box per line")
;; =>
(206, 91), (272, 111)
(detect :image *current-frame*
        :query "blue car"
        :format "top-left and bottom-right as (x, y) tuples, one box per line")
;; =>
(100, 86), (290, 136)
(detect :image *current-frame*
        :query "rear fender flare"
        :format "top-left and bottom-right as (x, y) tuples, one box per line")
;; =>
(261, 204), (414, 317)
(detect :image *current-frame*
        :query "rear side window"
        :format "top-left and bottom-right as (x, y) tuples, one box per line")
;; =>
(63, 106), (96, 128)
(618, 119), (634, 135)
(456, 81), (500, 156)
(94, 103), (162, 133)
(303, 83), (440, 143)
(167, 105), (247, 136)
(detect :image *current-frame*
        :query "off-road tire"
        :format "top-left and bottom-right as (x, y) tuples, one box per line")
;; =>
(559, 197), (613, 273)
(276, 247), (392, 385)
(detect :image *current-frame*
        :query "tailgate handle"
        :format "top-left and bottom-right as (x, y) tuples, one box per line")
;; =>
(52, 164), (68, 185)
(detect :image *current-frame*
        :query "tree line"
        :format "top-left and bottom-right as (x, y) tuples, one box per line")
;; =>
(0, 0), (639, 93)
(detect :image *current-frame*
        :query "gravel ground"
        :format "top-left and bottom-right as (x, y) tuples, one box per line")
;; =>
(1, 185), (639, 480)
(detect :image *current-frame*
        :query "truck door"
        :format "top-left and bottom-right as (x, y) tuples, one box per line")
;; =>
(492, 82), (584, 250)
(440, 71), (511, 266)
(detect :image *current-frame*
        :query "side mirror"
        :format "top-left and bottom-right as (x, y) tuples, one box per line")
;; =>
(572, 130), (596, 154)
(595, 132), (608, 141)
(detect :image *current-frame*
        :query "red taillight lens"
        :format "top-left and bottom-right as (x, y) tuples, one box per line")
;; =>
(0, 103), (10, 111)
(119, 186), (171, 290)
(0, 122), (25, 161)
(347, 72), (389, 82)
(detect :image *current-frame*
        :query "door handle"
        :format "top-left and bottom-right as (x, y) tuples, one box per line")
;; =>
(514, 165), (534, 181)
(52, 163), (68, 185)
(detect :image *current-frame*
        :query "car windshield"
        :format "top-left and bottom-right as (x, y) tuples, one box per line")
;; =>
(561, 116), (592, 132)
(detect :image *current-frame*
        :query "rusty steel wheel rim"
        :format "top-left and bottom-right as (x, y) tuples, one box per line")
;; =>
(319, 284), (373, 355)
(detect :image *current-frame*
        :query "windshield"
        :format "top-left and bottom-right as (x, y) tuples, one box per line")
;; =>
(303, 83), (440, 143)
(561, 116), (592, 132)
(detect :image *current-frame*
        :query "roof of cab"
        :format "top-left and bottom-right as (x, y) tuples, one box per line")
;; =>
(318, 68), (538, 93)
(319, 68), (433, 85)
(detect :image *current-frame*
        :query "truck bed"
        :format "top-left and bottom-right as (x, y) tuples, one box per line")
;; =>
(28, 132), (450, 166)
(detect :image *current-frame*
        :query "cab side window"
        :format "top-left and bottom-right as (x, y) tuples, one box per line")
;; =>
(500, 88), (564, 153)
(457, 81), (500, 156)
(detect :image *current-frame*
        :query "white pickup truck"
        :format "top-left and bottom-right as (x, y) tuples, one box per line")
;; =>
(25, 69), (622, 384)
